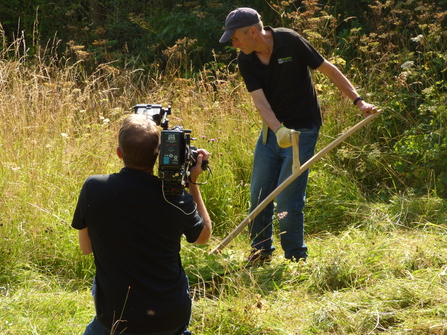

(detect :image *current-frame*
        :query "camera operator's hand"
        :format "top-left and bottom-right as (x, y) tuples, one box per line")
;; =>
(189, 149), (210, 183)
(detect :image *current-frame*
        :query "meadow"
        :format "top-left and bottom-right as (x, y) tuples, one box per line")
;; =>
(1, 1), (447, 334)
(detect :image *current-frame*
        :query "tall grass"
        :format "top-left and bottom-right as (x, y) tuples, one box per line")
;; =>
(1, 2), (447, 334)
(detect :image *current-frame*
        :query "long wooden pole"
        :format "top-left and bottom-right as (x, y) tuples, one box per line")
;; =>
(210, 110), (382, 255)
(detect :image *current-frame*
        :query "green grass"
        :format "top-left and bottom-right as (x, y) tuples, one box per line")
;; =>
(2, 225), (447, 334)
(184, 225), (447, 334)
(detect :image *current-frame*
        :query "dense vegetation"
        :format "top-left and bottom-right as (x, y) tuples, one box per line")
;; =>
(1, 0), (447, 334)
(1, 0), (447, 196)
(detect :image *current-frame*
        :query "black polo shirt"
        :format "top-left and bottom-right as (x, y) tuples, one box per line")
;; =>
(238, 26), (324, 129)
(72, 167), (204, 333)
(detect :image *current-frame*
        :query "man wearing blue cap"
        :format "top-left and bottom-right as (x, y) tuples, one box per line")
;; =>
(220, 7), (376, 263)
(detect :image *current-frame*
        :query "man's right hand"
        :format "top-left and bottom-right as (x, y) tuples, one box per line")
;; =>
(275, 125), (293, 148)
(189, 149), (210, 183)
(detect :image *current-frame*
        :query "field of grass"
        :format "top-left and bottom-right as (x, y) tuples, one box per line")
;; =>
(1, 4), (447, 333)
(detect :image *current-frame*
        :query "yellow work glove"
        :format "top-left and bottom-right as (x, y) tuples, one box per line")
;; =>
(275, 125), (293, 148)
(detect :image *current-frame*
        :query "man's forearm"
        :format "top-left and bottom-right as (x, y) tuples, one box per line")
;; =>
(317, 60), (360, 102)
(188, 184), (212, 244)
(250, 89), (282, 131)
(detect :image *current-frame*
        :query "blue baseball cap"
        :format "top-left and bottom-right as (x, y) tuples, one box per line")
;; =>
(219, 7), (261, 43)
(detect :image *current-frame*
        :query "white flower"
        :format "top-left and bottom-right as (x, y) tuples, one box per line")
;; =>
(401, 61), (414, 70)
(410, 34), (424, 43)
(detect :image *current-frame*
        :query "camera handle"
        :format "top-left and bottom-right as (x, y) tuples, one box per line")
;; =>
(159, 109), (170, 130)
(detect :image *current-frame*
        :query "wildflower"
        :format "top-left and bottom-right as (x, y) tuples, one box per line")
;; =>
(410, 35), (424, 43)
(401, 61), (414, 70)
(277, 211), (289, 220)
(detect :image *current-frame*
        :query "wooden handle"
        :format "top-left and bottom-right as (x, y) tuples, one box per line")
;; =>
(292, 131), (300, 173)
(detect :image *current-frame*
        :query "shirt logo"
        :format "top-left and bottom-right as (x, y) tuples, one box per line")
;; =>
(278, 57), (292, 64)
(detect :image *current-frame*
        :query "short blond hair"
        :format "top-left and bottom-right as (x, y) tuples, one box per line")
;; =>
(118, 114), (159, 170)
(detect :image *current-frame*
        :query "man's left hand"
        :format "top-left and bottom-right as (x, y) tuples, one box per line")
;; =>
(357, 100), (377, 117)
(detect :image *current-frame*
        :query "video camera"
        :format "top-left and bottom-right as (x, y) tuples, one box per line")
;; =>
(133, 104), (208, 196)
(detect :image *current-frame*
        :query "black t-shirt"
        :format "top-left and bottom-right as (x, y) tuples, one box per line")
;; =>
(238, 27), (325, 129)
(72, 167), (204, 333)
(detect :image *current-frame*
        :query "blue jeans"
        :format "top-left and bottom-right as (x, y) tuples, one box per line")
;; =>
(84, 278), (191, 335)
(249, 124), (319, 260)
(82, 317), (191, 335)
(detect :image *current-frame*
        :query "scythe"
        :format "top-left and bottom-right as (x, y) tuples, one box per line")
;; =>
(210, 110), (382, 255)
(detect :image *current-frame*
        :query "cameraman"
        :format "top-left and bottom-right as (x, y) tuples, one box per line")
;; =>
(72, 114), (211, 335)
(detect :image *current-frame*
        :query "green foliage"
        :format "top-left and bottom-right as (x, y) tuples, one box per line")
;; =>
(274, 0), (447, 198)
(0, 0), (274, 70)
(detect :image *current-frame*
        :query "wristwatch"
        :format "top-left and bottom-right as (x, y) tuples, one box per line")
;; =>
(353, 97), (363, 105)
